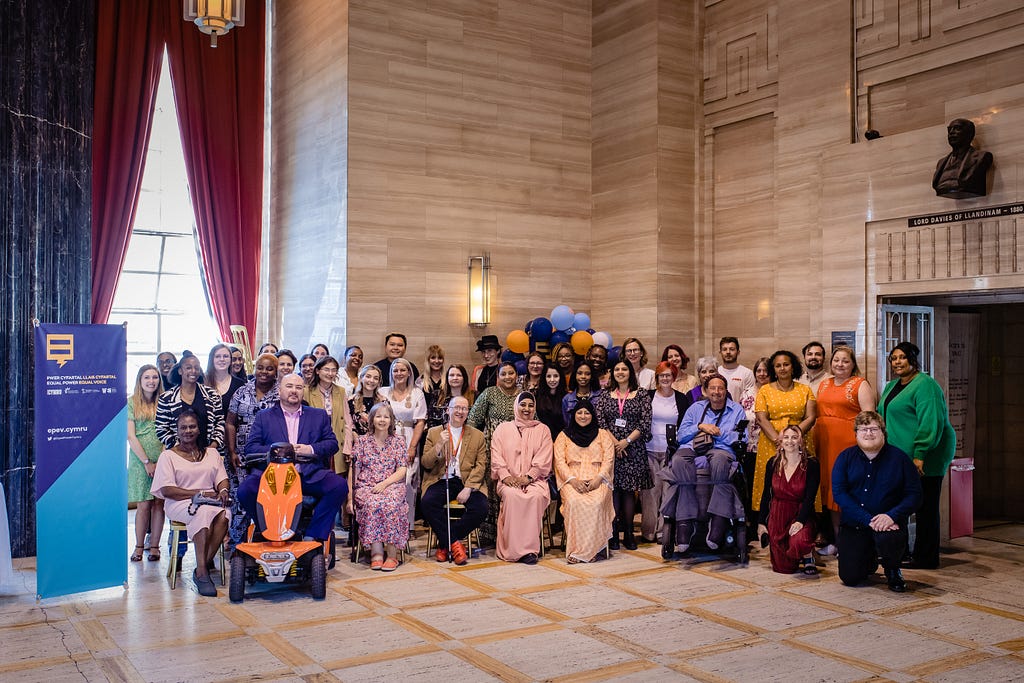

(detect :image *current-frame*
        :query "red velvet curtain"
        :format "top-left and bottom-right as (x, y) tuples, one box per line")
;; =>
(91, 0), (165, 323)
(165, 1), (265, 347)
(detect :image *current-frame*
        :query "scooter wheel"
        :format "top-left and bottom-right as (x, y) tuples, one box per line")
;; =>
(229, 553), (246, 603)
(327, 534), (336, 570)
(310, 550), (327, 600)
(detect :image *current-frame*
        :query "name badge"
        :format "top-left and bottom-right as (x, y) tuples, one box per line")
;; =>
(614, 418), (627, 428)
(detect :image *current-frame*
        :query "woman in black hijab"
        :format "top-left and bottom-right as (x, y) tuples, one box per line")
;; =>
(553, 400), (616, 563)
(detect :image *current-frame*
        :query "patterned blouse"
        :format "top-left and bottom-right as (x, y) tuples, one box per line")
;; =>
(228, 380), (280, 455)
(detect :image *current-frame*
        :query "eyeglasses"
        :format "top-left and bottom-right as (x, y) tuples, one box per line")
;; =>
(449, 407), (469, 414)
(856, 427), (881, 435)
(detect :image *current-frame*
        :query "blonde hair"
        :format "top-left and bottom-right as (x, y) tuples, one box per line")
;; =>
(773, 425), (809, 475)
(421, 344), (445, 395)
(354, 364), (385, 414)
(131, 364), (162, 422)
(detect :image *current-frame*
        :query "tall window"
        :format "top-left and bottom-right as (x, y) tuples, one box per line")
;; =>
(112, 53), (220, 383)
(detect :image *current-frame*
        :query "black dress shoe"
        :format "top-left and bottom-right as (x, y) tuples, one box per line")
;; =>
(885, 568), (907, 592)
(517, 553), (538, 565)
(608, 535), (620, 550)
(623, 534), (638, 551)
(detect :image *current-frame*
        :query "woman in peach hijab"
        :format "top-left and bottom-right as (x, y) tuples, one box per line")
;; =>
(491, 392), (553, 564)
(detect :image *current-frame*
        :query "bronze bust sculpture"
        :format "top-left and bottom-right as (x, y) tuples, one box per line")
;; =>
(932, 118), (993, 199)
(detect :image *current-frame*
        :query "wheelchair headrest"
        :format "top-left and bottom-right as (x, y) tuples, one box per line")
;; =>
(268, 442), (296, 463)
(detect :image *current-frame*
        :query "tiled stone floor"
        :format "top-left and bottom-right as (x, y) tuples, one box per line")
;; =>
(2, 522), (1024, 682)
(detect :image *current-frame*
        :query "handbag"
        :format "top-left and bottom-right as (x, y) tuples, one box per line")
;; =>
(692, 403), (726, 456)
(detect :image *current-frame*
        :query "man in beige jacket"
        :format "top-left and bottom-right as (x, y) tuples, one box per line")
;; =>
(422, 396), (489, 565)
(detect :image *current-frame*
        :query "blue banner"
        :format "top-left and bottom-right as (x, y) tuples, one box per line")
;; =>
(34, 323), (127, 598)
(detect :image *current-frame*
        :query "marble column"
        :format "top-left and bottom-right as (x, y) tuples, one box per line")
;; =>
(0, 0), (95, 557)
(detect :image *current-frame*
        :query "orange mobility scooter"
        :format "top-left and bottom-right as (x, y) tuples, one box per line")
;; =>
(230, 442), (333, 602)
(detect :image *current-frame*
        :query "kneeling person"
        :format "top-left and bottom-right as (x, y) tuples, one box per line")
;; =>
(660, 374), (745, 552)
(833, 411), (921, 592)
(421, 396), (489, 565)
(239, 373), (347, 544)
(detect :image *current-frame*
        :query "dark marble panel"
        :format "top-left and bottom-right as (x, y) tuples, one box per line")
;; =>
(0, 0), (95, 557)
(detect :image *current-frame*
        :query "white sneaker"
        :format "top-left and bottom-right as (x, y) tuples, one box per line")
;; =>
(675, 543), (690, 553)
(818, 544), (837, 556)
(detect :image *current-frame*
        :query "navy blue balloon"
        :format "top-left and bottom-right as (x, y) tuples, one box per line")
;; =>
(550, 330), (570, 346)
(524, 319), (534, 335)
(530, 317), (554, 342)
(501, 349), (524, 363)
(587, 328), (595, 334)
(608, 345), (622, 364)
(514, 360), (528, 375)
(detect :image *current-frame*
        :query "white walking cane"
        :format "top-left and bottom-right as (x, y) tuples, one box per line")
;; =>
(444, 447), (453, 563)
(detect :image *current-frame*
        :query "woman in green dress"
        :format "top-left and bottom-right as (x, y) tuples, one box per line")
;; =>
(128, 364), (165, 562)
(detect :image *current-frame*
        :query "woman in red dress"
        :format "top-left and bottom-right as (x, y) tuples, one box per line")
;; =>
(757, 425), (820, 575)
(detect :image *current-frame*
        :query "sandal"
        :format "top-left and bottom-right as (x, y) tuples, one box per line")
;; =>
(130, 545), (144, 562)
(800, 557), (818, 576)
(381, 557), (400, 572)
(147, 546), (161, 562)
(370, 556), (384, 571)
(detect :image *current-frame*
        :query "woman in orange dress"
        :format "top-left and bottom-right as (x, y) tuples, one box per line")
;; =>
(554, 400), (615, 563)
(814, 346), (875, 546)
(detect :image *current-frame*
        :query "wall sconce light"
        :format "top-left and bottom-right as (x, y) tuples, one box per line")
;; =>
(467, 254), (491, 327)
(183, 0), (245, 48)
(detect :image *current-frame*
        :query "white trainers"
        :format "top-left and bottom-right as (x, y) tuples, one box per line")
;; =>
(818, 544), (837, 556)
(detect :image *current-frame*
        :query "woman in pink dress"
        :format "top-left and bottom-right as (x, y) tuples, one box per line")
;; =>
(491, 392), (553, 564)
(757, 426), (820, 575)
(351, 403), (409, 571)
(150, 410), (229, 597)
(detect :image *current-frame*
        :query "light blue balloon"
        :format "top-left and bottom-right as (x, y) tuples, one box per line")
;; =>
(572, 312), (590, 331)
(551, 305), (574, 331)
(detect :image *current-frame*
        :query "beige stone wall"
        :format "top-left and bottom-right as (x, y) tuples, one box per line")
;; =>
(265, 0), (1024, 377)
(344, 0), (592, 369)
(699, 0), (1024, 380)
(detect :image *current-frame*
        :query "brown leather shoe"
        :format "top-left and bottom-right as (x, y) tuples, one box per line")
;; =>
(450, 541), (469, 566)
(435, 548), (448, 562)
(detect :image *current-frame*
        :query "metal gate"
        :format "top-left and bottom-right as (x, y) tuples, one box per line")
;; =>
(877, 304), (934, 384)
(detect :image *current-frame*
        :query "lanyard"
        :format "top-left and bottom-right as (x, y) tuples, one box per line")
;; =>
(447, 428), (463, 475)
(615, 389), (628, 417)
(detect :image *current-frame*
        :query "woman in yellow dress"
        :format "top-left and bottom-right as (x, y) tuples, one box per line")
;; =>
(553, 400), (615, 563)
(753, 350), (817, 513)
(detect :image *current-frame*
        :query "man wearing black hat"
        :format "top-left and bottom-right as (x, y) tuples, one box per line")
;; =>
(471, 334), (503, 394)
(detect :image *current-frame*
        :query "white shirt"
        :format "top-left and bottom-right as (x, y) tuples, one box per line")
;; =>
(646, 392), (678, 452)
(444, 425), (463, 479)
(717, 364), (755, 403)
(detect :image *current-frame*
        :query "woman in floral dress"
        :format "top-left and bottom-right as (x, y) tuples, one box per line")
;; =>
(595, 360), (652, 550)
(351, 403), (409, 571)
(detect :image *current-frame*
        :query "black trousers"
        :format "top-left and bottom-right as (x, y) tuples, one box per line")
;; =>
(421, 477), (488, 547)
(837, 523), (907, 586)
(913, 475), (943, 568)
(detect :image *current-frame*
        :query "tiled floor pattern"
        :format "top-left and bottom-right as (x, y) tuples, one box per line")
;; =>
(2, 528), (1024, 682)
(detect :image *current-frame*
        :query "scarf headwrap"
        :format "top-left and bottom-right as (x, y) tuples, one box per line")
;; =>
(565, 399), (599, 448)
(513, 391), (540, 428)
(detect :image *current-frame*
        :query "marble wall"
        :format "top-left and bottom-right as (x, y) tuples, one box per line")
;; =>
(0, 0), (94, 557)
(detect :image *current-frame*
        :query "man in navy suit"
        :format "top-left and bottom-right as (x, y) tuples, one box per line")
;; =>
(239, 373), (347, 542)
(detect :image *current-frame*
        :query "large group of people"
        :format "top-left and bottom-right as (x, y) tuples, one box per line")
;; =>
(130, 332), (955, 595)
